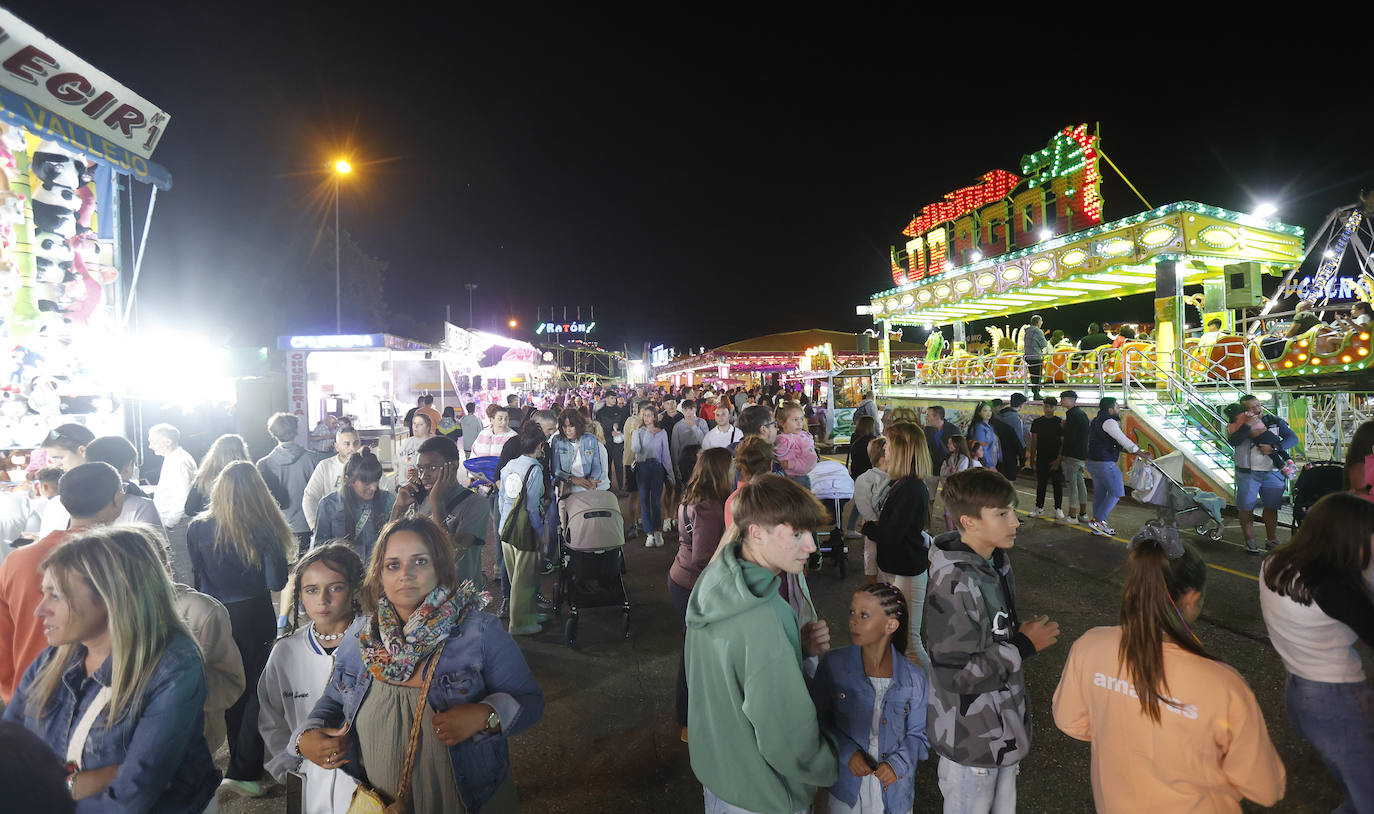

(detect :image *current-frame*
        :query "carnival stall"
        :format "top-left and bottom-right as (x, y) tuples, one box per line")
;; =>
(860, 124), (1316, 500)
(652, 329), (920, 393)
(0, 9), (172, 479)
(438, 322), (539, 399)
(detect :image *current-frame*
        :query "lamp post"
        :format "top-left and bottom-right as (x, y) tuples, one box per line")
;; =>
(465, 283), (477, 328)
(333, 159), (352, 334)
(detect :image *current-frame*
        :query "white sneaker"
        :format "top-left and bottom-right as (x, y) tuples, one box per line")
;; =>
(1029, 507), (1043, 518)
(1088, 520), (1109, 537)
(1054, 509), (1066, 521)
(662, 518), (673, 533)
(652, 532), (664, 547)
(1079, 513), (1091, 525)
(645, 533), (656, 548)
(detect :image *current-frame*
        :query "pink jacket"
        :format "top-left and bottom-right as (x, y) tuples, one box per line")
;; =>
(774, 432), (818, 477)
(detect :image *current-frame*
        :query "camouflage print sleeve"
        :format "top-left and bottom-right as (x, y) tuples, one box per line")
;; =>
(927, 568), (1024, 696)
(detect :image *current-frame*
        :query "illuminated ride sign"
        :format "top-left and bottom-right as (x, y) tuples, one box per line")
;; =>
(892, 124), (1102, 286)
(280, 334), (380, 350)
(536, 320), (595, 335)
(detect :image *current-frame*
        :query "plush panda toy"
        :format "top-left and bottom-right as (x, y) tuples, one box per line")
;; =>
(31, 201), (76, 238)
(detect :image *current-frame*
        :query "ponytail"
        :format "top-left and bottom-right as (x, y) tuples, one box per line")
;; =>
(860, 582), (909, 656)
(1118, 533), (1211, 723)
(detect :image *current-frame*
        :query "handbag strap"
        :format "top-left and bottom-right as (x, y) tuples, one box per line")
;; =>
(393, 641), (446, 808)
(66, 684), (112, 766)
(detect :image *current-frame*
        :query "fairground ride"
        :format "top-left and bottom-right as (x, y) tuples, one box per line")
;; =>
(861, 124), (1373, 503)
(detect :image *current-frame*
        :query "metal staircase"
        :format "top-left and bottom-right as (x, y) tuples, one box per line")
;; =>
(1122, 349), (1245, 500)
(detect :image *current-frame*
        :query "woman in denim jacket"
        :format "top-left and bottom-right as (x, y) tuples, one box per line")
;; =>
(551, 408), (605, 493)
(4, 526), (219, 813)
(297, 516), (544, 812)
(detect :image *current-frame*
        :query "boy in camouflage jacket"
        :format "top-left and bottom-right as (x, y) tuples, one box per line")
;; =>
(925, 468), (1059, 812)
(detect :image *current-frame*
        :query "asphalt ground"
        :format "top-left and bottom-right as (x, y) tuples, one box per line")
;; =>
(220, 478), (1367, 813)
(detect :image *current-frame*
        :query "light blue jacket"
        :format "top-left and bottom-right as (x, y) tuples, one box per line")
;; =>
(969, 421), (1001, 469)
(813, 644), (929, 811)
(498, 456), (548, 539)
(551, 433), (604, 484)
(299, 611), (544, 812)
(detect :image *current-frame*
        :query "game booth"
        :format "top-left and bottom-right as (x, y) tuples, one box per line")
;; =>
(0, 9), (173, 486)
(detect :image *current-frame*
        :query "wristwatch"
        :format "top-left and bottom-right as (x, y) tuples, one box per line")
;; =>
(484, 704), (501, 733)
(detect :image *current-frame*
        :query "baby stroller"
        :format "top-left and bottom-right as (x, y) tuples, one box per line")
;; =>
(806, 459), (855, 578)
(553, 488), (630, 647)
(1132, 451), (1226, 541)
(1292, 461), (1345, 527)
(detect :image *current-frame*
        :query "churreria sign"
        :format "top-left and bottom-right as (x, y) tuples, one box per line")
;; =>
(891, 124), (1103, 286)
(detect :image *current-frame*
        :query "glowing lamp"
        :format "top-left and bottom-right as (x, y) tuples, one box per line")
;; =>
(1298, 340), (1308, 348)
(1297, 353), (1307, 361)
(1342, 355), (1353, 363)
(1256, 364), (1266, 370)
(1361, 348), (1370, 356)
(1252, 202), (1278, 218)
(334, 159), (352, 175)
(1361, 334), (1370, 341)
(1283, 361), (1293, 368)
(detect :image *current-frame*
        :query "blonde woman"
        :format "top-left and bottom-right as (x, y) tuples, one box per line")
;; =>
(187, 460), (294, 797)
(859, 422), (933, 670)
(3, 525), (219, 810)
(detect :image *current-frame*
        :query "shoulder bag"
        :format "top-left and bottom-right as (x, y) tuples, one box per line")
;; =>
(348, 641), (446, 814)
(499, 464), (543, 552)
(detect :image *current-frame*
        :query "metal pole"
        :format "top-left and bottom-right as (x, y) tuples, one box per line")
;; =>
(334, 176), (341, 334)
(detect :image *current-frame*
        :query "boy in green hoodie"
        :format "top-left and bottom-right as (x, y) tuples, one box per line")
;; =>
(685, 474), (839, 814)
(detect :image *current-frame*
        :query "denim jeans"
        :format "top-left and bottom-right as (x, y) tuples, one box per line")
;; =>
(1286, 674), (1374, 813)
(1061, 456), (1088, 512)
(637, 459), (666, 530)
(704, 787), (808, 814)
(937, 757), (1018, 814)
(877, 569), (930, 673)
(1085, 459), (1124, 523)
(669, 577), (692, 727)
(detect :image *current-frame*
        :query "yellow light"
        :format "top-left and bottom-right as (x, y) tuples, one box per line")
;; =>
(1283, 360), (1293, 368)
(1256, 364), (1266, 370)
(1312, 358), (1323, 365)
(1362, 333), (1371, 341)
(334, 159), (352, 175)
(508, 319), (518, 328)
(1298, 340), (1308, 348)
(1342, 355), (1353, 363)
(1361, 348), (1370, 356)
(1297, 353), (1307, 361)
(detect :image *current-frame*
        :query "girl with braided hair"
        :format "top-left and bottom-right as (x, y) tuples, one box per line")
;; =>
(257, 543), (366, 811)
(813, 583), (930, 814)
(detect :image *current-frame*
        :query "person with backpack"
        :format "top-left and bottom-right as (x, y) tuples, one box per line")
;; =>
(497, 425), (550, 636)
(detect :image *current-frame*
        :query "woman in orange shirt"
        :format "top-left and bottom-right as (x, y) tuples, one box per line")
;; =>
(1052, 534), (1285, 813)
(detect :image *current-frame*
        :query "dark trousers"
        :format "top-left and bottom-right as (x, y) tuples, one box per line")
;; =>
(607, 444), (625, 491)
(668, 577), (693, 727)
(1035, 460), (1064, 510)
(223, 596), (275, 781)
(1027, 356), (1044, 396)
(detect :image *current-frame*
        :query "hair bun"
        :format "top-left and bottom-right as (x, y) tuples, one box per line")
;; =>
(1130, 521), (1184, 559)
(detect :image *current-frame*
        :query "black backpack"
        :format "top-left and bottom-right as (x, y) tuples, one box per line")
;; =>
(1291, 462), (1345, 526)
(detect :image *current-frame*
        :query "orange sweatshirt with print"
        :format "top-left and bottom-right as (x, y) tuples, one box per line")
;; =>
(1052, 626), (1285, 813)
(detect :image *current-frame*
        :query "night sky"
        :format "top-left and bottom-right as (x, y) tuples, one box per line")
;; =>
(12, 4), (1372, 356)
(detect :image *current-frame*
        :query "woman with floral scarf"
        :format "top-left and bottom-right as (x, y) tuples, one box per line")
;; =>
(296, 516), (544, 812)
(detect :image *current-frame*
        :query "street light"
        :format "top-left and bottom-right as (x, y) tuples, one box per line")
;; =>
(508, 318), (518, 329)
(333, 159), (352, 334)
(465, 283), (478, 328)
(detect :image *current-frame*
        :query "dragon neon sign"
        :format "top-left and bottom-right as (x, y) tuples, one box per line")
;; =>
(891, 124), (1103, 286)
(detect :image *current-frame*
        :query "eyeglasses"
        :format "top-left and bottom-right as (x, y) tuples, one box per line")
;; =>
(764, 421), (778, 428)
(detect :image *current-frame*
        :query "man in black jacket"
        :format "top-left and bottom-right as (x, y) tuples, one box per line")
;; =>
(1058, 390), (1091, 524)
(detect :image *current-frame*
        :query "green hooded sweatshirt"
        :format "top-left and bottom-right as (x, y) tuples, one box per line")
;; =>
(685, 542), (838, 813)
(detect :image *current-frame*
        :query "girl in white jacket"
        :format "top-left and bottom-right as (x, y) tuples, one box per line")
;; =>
(257, 544), (366, 813)
(852, 437), (890, 586)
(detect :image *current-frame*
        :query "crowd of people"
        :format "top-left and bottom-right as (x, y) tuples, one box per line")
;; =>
(0, 377), (1368, 814)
